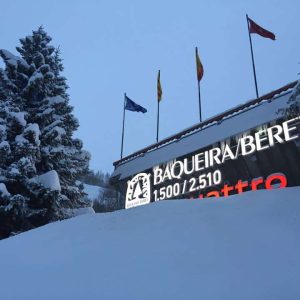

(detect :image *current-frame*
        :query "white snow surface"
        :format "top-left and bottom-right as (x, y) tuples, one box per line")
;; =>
(26, 71), (44, 87)
(24, 123), (41, 145)
(29, 170), (61, 191)
(0, 183), (10, 196)
(0, 187), (299, 300)
(15, 134), (28, 144)
(0, 49), (29, 69)
(0, 124), (6, 133)
(48, 95), (65, 105)
(70, 206), (96, 216)
(9, 111), (26, 127)
(0, 140), (9, 149)
(82, 182), (105, 201)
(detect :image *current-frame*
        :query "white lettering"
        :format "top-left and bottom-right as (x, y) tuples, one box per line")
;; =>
(153, 167), (163, 185)
(222, 144), (235, 163)
(255, 129), (269, 151)
(209, 147), (221, 166)
(194, 153), (205, 171)
(162, 165), (172, 182)
(267, 125), (284, 146)
(171, 161), (184, 179)
(282, 117), (299, 141)
(240, 135), (256, 155)
(183, 157), (195, 175)
(152, 117), (298, 185)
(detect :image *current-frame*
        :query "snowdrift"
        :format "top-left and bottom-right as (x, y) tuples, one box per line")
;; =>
(0, 187), (300, 300)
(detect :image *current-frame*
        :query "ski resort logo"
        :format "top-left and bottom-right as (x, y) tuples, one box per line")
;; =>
(125, 173), (151, 209)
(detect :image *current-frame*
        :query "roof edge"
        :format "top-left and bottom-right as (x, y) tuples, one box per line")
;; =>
(113, 80), (298, 167)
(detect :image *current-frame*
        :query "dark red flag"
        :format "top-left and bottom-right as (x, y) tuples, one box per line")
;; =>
(247, 17), (276, 40)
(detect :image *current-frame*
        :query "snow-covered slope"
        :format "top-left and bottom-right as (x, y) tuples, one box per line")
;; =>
(0, 187), (300, 300)
(82, 182), (105, 202)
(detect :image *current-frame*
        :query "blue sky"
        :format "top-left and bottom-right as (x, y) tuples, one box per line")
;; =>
(0, 0), (299, 173)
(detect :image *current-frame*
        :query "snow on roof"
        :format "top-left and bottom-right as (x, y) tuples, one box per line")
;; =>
(29, 170), (61, 192)
(112, 81), (298, 180)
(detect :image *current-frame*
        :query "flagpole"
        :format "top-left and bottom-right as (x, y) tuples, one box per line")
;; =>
(156, 69), (161, 143)
(196, 47), (202, 122)
(246, 14), (259, 98)
(195, 47), (203, 122)
(197, 80), (202, 122)
(156, 99), (159, 143)
(120, 93), (126, 159)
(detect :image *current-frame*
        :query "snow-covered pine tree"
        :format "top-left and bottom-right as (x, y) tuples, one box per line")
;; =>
(278, 80), (300, 118)
(0, 27), (91, 238)
(16, 27), (90, 217)
(0, 50), (43, 237)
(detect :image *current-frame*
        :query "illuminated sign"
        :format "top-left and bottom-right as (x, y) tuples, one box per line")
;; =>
(125, 116), (299, 208)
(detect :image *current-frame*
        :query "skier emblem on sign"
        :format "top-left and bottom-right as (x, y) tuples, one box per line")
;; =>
(125, 173), (151, 209)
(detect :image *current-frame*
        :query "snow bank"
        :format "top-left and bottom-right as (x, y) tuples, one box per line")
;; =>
(0, 187), (299, 300)
(70, 207), (96, 217)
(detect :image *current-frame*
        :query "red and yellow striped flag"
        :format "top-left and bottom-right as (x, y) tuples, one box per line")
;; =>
(195, 47), (204, 82)
(157, 70), (162, 102)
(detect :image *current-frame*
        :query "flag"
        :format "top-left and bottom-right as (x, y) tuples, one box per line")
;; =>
(247, 16), (276, 40)
(125, 95), (147, 113)
(157, 70), (162, 102)
(195, 47), (204, 82)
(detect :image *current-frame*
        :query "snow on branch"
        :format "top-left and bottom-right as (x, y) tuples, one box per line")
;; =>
(0, 49), (29, 69)
(28, 170), (61, 192)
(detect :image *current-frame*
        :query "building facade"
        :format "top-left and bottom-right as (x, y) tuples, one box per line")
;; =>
(111, 81), (300, 209)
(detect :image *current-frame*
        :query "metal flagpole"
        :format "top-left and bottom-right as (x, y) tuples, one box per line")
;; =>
(195, 47), (203, 122)
(120, 93), (126, 159)
(197, 80), (202, 122)
(246, 14), (259, 98)
(156, 70), (161, 143)
(156, 99), (160, 142)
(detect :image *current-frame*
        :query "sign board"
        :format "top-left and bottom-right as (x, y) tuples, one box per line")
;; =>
(125, 116), (300, 208)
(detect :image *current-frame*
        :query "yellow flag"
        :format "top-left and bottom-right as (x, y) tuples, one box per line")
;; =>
(157, 70), (162, 102)
(196, 47), (204, 82)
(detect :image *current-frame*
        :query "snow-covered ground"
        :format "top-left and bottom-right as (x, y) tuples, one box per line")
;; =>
(82, 182), (105, 202)
(0, 187), (300, 300)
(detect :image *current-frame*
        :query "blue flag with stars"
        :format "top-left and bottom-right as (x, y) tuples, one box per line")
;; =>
(125, 95), (147, 113)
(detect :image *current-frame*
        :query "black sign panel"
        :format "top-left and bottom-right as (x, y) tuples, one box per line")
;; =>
(122, 116), (300, 209)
